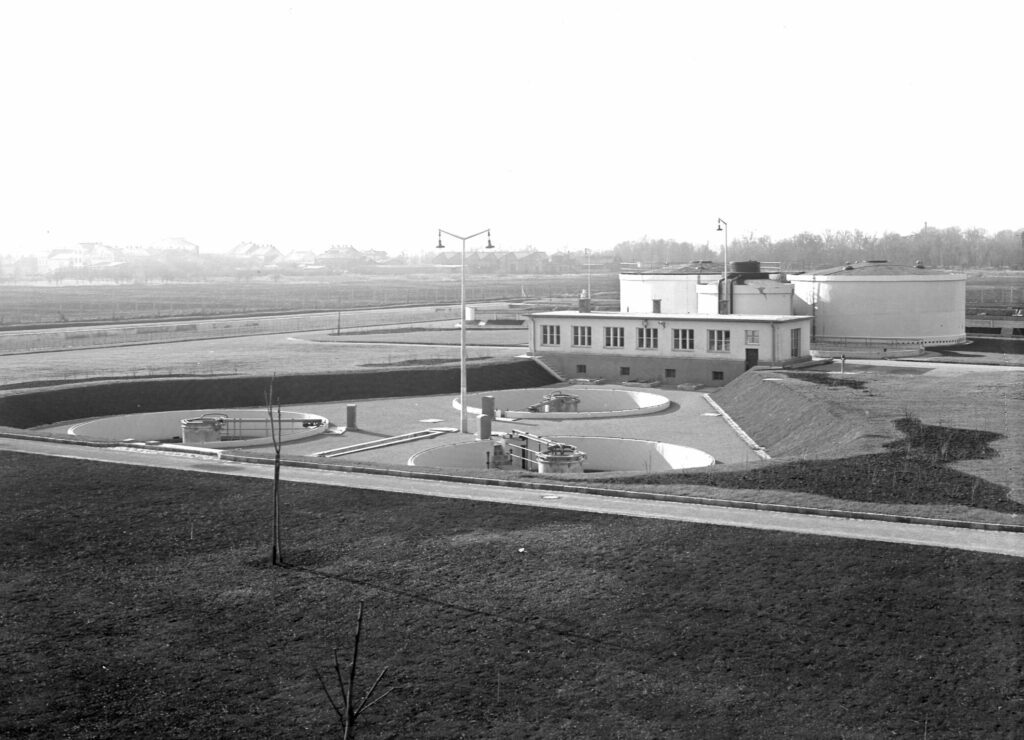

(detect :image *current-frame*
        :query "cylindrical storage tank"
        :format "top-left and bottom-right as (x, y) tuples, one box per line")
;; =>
(788, 262), (966, 348)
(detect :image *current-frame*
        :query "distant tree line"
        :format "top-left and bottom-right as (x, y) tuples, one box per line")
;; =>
(611, 226), (1024, 270)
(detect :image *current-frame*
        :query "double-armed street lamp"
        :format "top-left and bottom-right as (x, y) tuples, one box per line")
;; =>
(717, 218), (729, 314)
(436, 228), (494, 433)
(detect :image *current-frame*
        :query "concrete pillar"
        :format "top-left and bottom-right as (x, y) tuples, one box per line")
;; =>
(481, 395), (495, 419)
(477, 414), (492, 441)
(346, 404), (357, 430)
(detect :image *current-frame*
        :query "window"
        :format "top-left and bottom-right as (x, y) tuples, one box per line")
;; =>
(652, 299), (662, 314)
(636, 327), (659, 349)
(791, 328), (802, 358)
(665, 368), (676, 379)
(712, 371), (725, 380)
(576, 364), (587, 374)
(572, 325), (592, 347)
(604, 326), (625, 348)
(540, 325), (560, 345)
(672, 328), (694, 350)
(708, 329), (731, 352)
(620, 366), (631, 376)
(745, 330), (760, 345)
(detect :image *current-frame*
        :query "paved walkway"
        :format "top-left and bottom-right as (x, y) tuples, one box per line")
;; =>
(2, 435), (1022, 558)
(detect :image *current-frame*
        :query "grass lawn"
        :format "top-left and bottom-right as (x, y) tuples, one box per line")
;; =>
(3, 451), (1022, 738)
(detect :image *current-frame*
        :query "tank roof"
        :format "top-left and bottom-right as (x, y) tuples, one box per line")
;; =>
(620, 261), (722, 275)
(792, 261), (959, 277)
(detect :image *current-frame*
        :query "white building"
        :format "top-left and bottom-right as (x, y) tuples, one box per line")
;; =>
(527, 258), (965, 383)
(528, 310), (812, 386)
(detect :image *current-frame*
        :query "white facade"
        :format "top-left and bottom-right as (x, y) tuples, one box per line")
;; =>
(789, 264), (966, 350)
(528, 311), (813, 386)
(695, 279), (794, 315)
(619, 272), (706, 314)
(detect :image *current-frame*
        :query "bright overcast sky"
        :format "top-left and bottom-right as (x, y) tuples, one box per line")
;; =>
(0, 1), (1020, 256)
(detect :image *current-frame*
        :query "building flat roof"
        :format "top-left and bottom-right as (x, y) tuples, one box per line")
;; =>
(530, 311), (811, 323)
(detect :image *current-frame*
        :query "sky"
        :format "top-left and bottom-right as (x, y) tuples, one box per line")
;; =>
(0, 1), (1020, 257)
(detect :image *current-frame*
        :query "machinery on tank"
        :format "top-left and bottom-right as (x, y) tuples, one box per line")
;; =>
(181, 412), (325, 444)
(526, 391), (581, 413)
(488, 429), (587, 474)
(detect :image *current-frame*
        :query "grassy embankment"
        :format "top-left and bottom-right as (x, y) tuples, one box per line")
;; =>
(2, 451), (1022, 738)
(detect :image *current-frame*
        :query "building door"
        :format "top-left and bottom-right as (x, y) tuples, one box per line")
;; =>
(745, 348), (759, 371)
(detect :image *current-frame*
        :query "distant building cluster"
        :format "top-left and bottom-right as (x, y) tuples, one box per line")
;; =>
(0, 239), (608, 281)
(527, 259), (967, 386)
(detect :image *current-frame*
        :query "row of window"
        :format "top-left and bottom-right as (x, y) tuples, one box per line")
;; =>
(542, 326), (755, 352)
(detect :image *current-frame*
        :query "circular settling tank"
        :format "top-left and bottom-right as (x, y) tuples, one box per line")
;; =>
(455, 388), (671, 419)
(408, 436), (715, 473)
(68, 408), (330, 448)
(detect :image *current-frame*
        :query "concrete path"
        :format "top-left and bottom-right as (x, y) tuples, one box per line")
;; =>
(2, 435), (1022, 559)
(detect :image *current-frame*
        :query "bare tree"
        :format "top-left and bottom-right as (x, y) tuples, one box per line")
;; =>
(316, 601), (394, 739)
(266, 375), (284, 566)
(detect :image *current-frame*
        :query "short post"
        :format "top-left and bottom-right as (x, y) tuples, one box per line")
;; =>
(346, 404), (358, 430)
(477, 414), (492, 441)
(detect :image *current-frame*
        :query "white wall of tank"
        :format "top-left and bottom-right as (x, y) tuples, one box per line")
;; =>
(789, 270), (966, 346)
(619, 273), (702, 314)
(695, 280), (794, 315)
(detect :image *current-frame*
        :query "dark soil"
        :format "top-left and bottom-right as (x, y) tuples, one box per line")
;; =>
(2, 452), (1022, 738)
(782, 371), (869, 391)
(598, 417), (1022, 513)
(0, 360), (555, 428)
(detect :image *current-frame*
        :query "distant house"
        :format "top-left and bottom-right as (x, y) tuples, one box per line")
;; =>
(153, 237), (201, 255)
(316, 245), (371, 271)
(508, 249), (549, 274)
(231, 242), (283, 266)
(362, 249), (390, 264)
(45, 242), (122, 273)
(281, 250), (318, 268)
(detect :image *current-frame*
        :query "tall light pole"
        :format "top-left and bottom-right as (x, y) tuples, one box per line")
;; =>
(437, 228), (494, 433)
(717, 218), (729, 314)
(585, 248), (592, 299)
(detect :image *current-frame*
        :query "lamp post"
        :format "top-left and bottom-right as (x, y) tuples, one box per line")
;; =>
(437, 228), (494, 433)
(716, 218), (729, 314)
(585, 248), (592, 300)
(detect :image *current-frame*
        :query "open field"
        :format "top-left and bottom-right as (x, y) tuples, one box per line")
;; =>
(0, 326), (529, 389)
(964, 269), (1024, 307)
(0, 274), (618, 328)
(2, 452), (1022, 738)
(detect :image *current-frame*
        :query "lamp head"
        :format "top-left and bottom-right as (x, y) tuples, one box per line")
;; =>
(717, 223), (723, 232)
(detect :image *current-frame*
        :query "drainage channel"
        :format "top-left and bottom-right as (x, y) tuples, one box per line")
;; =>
(315, 428), (456, 458)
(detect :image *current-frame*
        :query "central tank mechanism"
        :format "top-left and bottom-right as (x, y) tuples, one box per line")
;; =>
(526, 391), (581, 413)
(488, 429), (587, 474)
